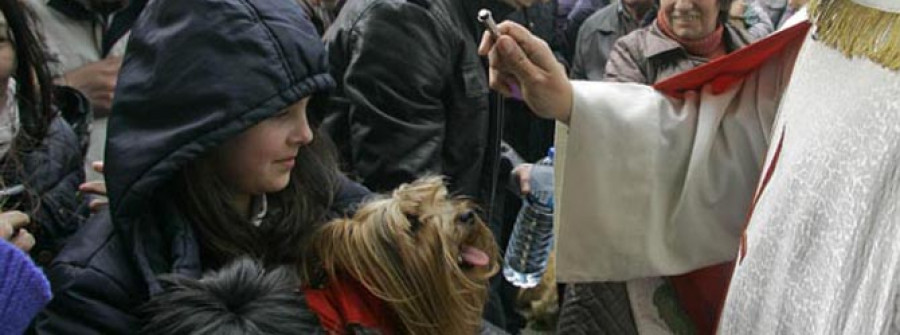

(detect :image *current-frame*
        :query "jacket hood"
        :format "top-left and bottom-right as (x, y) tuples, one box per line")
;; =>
(105, 0), (334, 235)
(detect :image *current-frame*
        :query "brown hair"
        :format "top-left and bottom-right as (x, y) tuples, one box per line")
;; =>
(0, 0), (57, 228)
(0, 0), (54, 147)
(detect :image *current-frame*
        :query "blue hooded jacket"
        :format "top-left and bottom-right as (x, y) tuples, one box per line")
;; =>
(33, 0), (367, 333)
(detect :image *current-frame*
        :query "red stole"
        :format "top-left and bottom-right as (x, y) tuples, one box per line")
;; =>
(304, 274), (398, 334)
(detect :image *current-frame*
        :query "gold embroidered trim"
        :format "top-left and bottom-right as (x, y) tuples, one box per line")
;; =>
(810, 0), (900, 70)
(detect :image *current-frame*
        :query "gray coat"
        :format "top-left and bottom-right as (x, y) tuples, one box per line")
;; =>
(570, 1), (656, 80)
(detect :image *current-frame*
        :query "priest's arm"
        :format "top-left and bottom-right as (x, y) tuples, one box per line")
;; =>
(479, 20), (803, 281)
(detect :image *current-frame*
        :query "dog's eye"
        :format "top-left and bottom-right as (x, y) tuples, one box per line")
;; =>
(458, 210), (476, 225)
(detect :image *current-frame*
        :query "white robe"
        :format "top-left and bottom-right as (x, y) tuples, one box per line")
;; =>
(719, 31), (900, 334)
(555, 33), (802, 282)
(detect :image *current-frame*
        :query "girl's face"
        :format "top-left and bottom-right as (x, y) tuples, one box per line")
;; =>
(214, 97), (314, 196)
(661, 0), (720, 40)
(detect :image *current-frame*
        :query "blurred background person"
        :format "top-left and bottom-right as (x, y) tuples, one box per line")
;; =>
(570, 0), (657, 80)
(0, 0), (88, 268)
(727, 0), (775, 40)
(23, 0), (148, 180)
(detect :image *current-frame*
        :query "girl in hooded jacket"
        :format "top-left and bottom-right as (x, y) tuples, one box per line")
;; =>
(33, 0), (368, 333)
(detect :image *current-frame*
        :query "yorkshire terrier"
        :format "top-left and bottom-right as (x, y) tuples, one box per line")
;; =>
(303, 176), (500, 334)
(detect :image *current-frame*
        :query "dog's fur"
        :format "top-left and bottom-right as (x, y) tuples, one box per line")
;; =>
(140, 257), (323, 335)
(303, 176), (500, 334)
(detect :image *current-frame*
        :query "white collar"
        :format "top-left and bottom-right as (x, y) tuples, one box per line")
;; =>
(250, 194), (268, 227)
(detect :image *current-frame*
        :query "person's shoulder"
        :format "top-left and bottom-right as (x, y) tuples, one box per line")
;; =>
(724, 21), (754, 50)
(43, 116), (82, 156)
(47, 209), (139, 293)
(334, 0), (447, 42)
(348, 0), (434, 20)
(332, 175), (371, 215)
(620, 23), (655, 41)
(615, 23), (681, 60)
(328, 0), (453, 65)
(21, 115), (82, 182)
(36, 208), (145, 333)
(581, 2), (620, 34)
(612, 24), (652, 53)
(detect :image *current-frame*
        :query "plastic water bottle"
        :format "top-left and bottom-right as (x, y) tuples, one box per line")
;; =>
(503, 148), (554, 288)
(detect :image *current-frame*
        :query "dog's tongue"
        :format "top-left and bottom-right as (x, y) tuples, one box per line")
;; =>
(461, 245), (490, 267)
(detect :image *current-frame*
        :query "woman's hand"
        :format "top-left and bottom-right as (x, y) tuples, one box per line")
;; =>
(0, 210), (33, 252)
(512, 163), (534, 195)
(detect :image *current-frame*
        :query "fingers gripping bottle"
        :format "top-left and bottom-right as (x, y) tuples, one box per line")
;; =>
(503, 147), (554, 288)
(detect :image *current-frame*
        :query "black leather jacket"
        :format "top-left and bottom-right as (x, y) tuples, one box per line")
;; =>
(320, 0), (515, 200)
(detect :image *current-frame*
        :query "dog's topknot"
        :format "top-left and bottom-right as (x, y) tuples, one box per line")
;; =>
(390, 176), (448, 216)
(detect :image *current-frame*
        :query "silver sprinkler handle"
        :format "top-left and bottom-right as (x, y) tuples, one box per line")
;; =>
(478, 9), (500, 38)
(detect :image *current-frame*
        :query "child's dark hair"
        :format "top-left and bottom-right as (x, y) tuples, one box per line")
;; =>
(140, 257), (324, 335)
(0, 0), (62, 240)
(0, 0), (53, 149)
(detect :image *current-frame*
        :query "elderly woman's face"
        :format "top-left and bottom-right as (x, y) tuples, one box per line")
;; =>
(661, 0), (720, 40)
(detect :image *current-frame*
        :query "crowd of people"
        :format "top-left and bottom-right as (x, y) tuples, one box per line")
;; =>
(0, 0), (895, 333)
